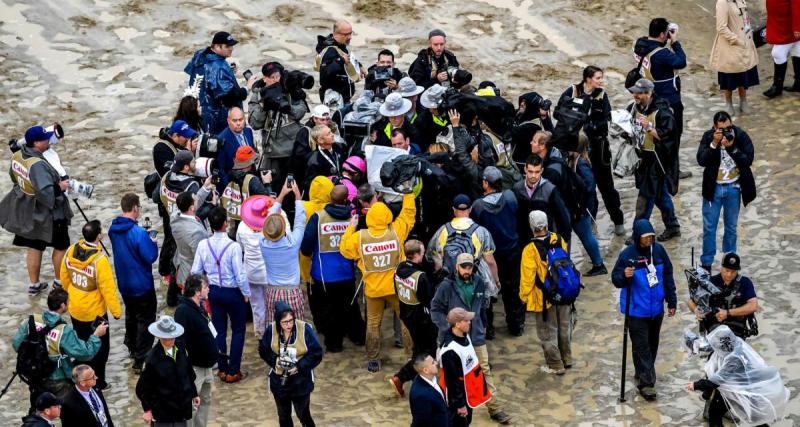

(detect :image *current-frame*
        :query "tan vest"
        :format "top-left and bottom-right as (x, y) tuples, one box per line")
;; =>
(10, 151), (42, 196)
(571, 85), (605, 102)
(359, 228), (401, 273)
(270, 320), (309, 375)
(395, 270), (423, 305)
(221, 174), (254, 221)
(486, 132), (513, 169)
(159, 173), (179, 215)
(315, 46), (361, 82)
(633, 109), (659, 151)
(32, 314), (66, 358)
(64, 248), (100, 293)
(317, 210), (349, 253)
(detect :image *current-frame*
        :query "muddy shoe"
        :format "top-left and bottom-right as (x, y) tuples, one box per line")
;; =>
(367, 360), (381, 373)
(389, 375), (404, 397)
(739, 99), (751, 114)
(222, 371), (248, 383)
(490, 410), (513, 424)
(28, 282), (49, 295)
(679, 170), (693, 179)
(585, 264), (608, 277)
(657, 228), (681, 242)
(639, 386), (657, 401)
(614, 224), (625, 236)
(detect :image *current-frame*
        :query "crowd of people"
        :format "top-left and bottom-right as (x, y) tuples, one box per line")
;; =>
(3, 1), (797, 425)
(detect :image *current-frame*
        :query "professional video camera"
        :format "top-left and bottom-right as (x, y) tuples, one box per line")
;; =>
(369, 66), (393, 84)
(260, 70), (315, 114)
(685, 266), (722, 317)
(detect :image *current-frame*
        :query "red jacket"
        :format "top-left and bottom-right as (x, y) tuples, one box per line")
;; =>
(766, 0), (800, 45)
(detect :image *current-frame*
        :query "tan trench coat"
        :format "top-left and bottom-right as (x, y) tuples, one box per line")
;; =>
(709, 0), (759, 73)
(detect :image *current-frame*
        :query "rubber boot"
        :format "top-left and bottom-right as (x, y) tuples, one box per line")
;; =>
(763, 62), (787, 98)
(784, 57), (800, 92)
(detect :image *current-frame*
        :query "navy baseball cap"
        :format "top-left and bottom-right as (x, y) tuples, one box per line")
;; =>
(453, 194), (471, 210)
(212, 31), (238, 46)
(169, 120), (197, 139)
(24, 126), (54, 145)
(721, 253), (741, 271)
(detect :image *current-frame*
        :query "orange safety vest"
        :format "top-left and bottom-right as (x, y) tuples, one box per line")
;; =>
(437, 335), (491, 408)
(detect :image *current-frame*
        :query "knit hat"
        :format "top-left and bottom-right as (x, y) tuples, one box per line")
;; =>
(263, 214), (286, 241)
(233, 145), (257, 169)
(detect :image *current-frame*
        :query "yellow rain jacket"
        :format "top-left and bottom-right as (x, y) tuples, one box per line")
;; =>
(519, 232), (567, 312)
(340, 193), (416, 298)
(60, 240), (122, 322)
(300, 176), (334, 283)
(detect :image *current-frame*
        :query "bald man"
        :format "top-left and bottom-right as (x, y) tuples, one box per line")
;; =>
(217, 107), (256, 191)
(301, 184), (366, 352)
(315, 19), (366, 103)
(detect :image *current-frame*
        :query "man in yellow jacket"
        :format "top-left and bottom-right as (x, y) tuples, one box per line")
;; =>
(60, 220), (122, 389)
(519, 210), (572, 375)
(340, 192), (415, 372)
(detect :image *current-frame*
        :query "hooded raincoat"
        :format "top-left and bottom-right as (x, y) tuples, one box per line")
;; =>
(299, 177), (334, 283)
(60, 240), (122, 322)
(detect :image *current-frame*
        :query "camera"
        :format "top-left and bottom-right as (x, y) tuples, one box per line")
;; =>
(9, 123), (65, 153)
(721, 127), (735, 142)
(194, 157), (218, 178)
(278, 355), (297, 386)
(68, 180), (94, 199)
(91, 316), (107, 331)
(445, 66), (472, 88)
(260, 83), (292, 114)
(285, 70), (314, 99)
(685, 266), (721, 316)
(370, 66), (392, 83)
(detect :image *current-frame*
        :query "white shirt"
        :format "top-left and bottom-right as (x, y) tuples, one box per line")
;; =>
(420, 374), (445, 400)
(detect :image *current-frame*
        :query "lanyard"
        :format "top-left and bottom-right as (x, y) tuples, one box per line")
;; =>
(319, 149), (339, 174)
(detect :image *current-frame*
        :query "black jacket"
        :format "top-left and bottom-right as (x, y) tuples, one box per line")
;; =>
(696, 126), (756, 206)
(439, 329), (470, 409)
(174, 297), (220, 368)
(396, 261), (436, 317)
(409, 49), (459, 89)
(303, 145), (345, 192)
(512, 177), (571, 241)
(135, 343), (198, 423)
(414, 109), (449, 152)
(556, 83), (611, 138)
(316, 35), (355, 102)
(60, 385), (114, 427)
(409, 375), (448, 427)
(225, 169), (273, 197)
(153, 139), (183, 177)
(372, 117), (421, 149)
(20, 414), (54, 427)
(364, 64), (405, 95)
(451, 127), (496, 200)
(628, 96), (678, 198)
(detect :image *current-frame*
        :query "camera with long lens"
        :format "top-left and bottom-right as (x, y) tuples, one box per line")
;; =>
(284, 70), (314, 101)
(278, 355), (296, 386)
(721, 127), (735, 142)
(9, 123), (65, 153)
(193, 157), (218, 179)
(260, 83), (292, 114)
(445, 66), (472, 88)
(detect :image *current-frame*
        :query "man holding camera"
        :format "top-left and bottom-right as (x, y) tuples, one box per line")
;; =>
(153, 120), (198, 177)
(696, 111), (756, 272)
(1, 125), (74, 295)
(159, 150), (215, 221)
(633, 18), (690, 179)
(315, 19), (365, 104)
(60, 220), (122, 391)
(688, 253), (759, 340)
(222, 146), (273, 238)
(248, 61), (308, 190)
(409, 29), (460, 89)
(365, 49), (405, 97)
(216, 107), (255, 191)
(184, 31), (250, 135)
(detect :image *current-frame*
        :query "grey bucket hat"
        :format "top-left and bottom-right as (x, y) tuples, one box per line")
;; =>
(420, 84), (446, 109)
(148, 315), (185, 339)
(379, 92), (413, 117)
(396, 76), (424, 97)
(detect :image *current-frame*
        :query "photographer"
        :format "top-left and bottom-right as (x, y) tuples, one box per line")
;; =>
(416, 85), (450, 151)
(556, 66), (625, 235)
(258, 301), (323, 427)
(371, 93), (421, 148)
(0, 125), (73, 295)
(222, 146), (273, 238)
(315, 20), (365, 104)
(687, 253), (759, 339)
(153, 120), (198, 177)
(409, 29), (460, 89)
(184, 31), (251, 135)
(511, 92), (554, 166)
(158, 151), (216, 222)
(248, 62), (308, 190)
(365, 49), (405, 98)
(696, 111), (756, 271)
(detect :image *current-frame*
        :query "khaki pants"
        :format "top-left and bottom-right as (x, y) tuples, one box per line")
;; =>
(534, 305), (573, 370)
(190, 366), (213, 427)
(365, 294), (411, 360)
(474, 344), (503, 415)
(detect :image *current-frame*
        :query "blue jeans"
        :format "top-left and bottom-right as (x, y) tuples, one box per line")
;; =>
(635, 182), (679, 230)
(572, 215), (603, 266)
(701, 183), (741, 266)
(209, 286), (248, 375)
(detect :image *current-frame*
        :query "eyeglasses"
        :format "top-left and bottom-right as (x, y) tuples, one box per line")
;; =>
(280, 318), (295, 325)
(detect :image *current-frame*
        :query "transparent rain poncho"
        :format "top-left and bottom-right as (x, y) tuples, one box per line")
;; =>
(704, 326), (789, 425)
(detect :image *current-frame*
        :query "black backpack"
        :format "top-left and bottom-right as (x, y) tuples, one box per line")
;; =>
(15, 316), (63, 386)
(442, 222), (479, 277)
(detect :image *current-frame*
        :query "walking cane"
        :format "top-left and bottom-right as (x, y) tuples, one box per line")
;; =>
(0, 372), (16, 400)
(618, 260), (634, 403)
(71, 198), (110, 256)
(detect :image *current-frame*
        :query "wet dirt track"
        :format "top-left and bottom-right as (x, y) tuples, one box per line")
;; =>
(0, 0), (797, 425)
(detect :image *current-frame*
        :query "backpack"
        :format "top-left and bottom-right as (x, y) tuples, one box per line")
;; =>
(532, 235), (582, 305)
(442, 222), (480, 277)
(15, 316), (63, 386)
(551, 97), (590, 152)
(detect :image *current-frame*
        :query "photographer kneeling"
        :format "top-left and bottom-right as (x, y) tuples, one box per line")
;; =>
(687, 253), (758, 339)
(248, 62), (310, 190)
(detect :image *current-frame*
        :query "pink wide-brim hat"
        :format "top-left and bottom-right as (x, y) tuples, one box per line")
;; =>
(241, 195), (276, 231)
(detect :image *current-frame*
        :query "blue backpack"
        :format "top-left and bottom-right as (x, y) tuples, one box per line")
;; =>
(533, 234), (582, 305)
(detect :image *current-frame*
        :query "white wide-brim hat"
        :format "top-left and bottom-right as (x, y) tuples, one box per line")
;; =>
(379, 92), (412, 117)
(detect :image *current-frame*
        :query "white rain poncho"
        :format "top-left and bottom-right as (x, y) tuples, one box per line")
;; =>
(704, 326), (789, 425)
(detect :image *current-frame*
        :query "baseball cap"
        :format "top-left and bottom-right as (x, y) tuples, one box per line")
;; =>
(169, 120), (198, 139)
(721, 252), (741, 271)
(312, 105), (331, 119)
(452, 194), (471, 210)
(35, 392), (62, 411)
(172, 150), (194, 172)
(24, 126), (54, 145)
(482, 166), (503, 184)
(212, 31), (238, 46)
(447, 307), (475, 325)
(528, 210), (548, 231)
(456, 253), (474, 266)
(629, 78), (655, 94)
(262, 61), (284, 77)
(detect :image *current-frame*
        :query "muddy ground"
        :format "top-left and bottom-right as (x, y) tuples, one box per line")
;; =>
(0, 0), (797, 425)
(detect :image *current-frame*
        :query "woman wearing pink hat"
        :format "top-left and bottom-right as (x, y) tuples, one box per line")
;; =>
(332, 155), (366, 203)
